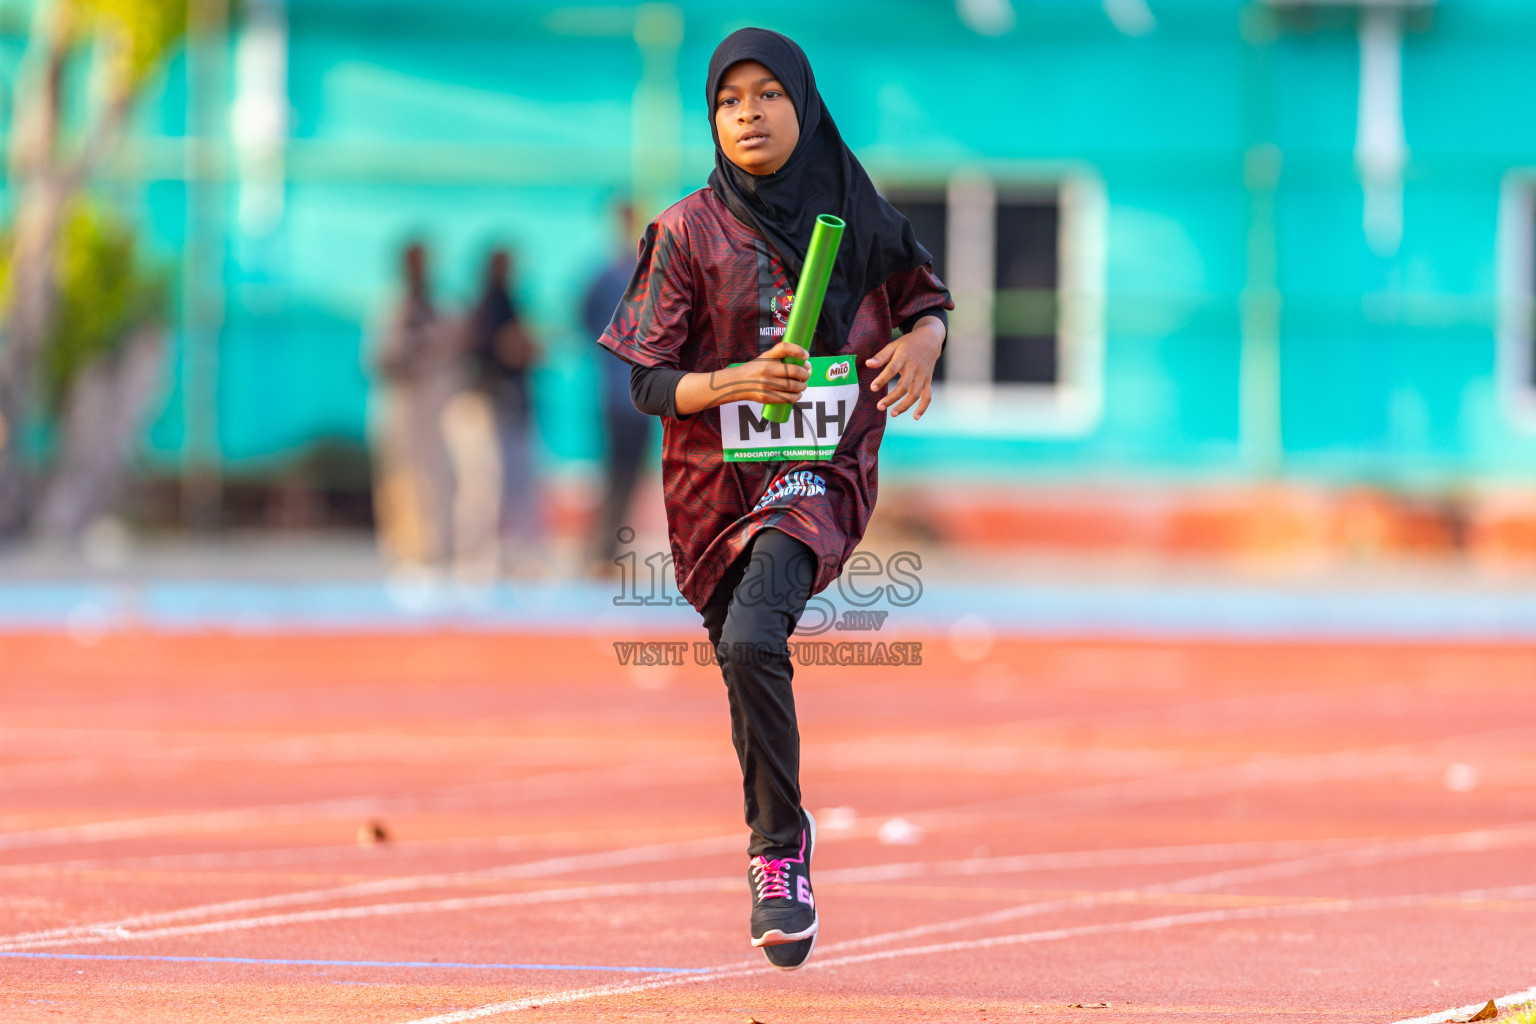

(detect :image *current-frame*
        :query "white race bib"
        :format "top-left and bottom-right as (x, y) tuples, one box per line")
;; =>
(719, 356), (858, 463)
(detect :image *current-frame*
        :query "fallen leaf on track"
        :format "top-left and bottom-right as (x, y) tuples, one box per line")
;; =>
(1446, 1001), (1498, 1023)
(357, 820), (389, 846)
(1068, 1003), (1111, 1009)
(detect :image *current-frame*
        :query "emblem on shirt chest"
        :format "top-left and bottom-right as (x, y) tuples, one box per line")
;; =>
(770, 287), (794, 328)
(759, 283), (793, 341)
(754, 238), (795, 345)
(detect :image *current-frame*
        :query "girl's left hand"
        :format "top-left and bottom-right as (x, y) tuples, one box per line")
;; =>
(867, 316), (945, 420)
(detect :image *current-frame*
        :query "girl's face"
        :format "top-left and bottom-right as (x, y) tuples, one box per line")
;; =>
(714, 60), (799, 176)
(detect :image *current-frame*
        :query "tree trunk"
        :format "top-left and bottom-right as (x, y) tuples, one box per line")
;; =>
(0, 8), (136, 535)
(0, 178), (73, 535)
(0, 8), (71, 535)
(34, 327), (165, 542)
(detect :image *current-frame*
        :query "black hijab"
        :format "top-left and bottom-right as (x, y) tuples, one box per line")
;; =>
(706, 28), (936, 353)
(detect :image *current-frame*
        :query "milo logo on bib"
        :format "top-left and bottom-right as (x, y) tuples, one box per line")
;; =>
(720, 355), (859, 463)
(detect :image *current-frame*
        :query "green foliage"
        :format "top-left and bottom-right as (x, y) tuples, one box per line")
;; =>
(71, 0), (190, 89)
(36, 200), (168, 412)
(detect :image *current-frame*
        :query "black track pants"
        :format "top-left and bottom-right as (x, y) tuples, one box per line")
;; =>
(700, 528), (816, 859)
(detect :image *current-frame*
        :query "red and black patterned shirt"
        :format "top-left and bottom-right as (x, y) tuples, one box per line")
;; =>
(598, 188), (953, 612)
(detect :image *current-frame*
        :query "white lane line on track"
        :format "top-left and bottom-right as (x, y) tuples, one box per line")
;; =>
(0, 833), (745, 950)
(10, 721), (1528, 949)
(813, 835), (1373, 885)
(0, 826), (1483, 890)
(1143, 825), (1536, 896)
(391, 887), (1536, 1024)
(2, 879), (740, 949)
(1388, 986), (1536, 1024)
(0, 753), (723, 853)
(11, 799), (1532, 954)
(0, 686), (1293, 813)
(909, 724), (1536, 830)
(809, 820), (1536, 954)
(0, 828), (721, 875)
(0, 832), (1375, 950)
(0, 725), (716, 768)
(19, 880), (1536, 978)
(1452, 882), (1536, 900)
(809, 883), (1536, 969)
(0, 685), (1495, 853)
(0, 758), (200, 788)
(817, 740), (1536, 783)
(14, 821), (1533, 956)
(61, 865), (1533, 954)
(4, 833), (1366, 887)
(0, 795), (393, 852)
(5, 696), (1517, 860)
(3, 667), (1215, 766)
(0, 692), (1258, 841)
(394, 962), (769, 1024)
(0, 829), (1443, 893)
(0, 838), (1322, 951)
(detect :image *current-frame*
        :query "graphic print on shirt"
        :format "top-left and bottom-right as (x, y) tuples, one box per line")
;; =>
(752, 470), (828, 513)
(720, 355), (859, 462)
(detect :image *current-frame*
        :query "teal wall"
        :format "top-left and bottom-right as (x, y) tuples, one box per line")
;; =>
(7, 0), (1536, 488)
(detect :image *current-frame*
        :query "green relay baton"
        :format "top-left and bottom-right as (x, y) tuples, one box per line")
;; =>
(764, 213), (845, 424)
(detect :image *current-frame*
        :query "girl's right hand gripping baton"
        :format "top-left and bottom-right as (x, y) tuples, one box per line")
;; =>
(764, 213), (845, 424)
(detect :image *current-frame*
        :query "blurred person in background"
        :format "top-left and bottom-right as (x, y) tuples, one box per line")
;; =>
(373, 241), (462, 571)
(468, 249), (544, 574)
(584, 202), (648, 573)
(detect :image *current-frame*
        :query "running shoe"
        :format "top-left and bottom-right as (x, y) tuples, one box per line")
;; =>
(761, 930), (817, 971)
(749, 810), (817, 970)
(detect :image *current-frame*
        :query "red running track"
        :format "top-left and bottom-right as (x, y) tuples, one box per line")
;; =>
(1, 632), (1534, 1023)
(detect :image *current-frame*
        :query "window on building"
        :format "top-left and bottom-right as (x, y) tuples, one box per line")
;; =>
(993, 197), (1060, 385)
(887, 184), (1067, 388)
(880, 174), (1103, 436)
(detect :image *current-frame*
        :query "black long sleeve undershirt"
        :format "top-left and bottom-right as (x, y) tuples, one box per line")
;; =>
(900, 306), (948, 336)
(624, 307), (947, 419)
(629, 362), (687, 418)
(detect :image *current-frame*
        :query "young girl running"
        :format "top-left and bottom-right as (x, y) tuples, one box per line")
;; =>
(598, 27), (952, 970)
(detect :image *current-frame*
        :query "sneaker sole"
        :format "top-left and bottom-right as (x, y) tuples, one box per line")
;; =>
(751, 921), (818, 947)
(749, 810), (819, 949)
(762, 930), (817, 971)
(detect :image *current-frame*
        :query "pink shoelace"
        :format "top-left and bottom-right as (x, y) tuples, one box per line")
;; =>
(750, 856), (791, 900)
